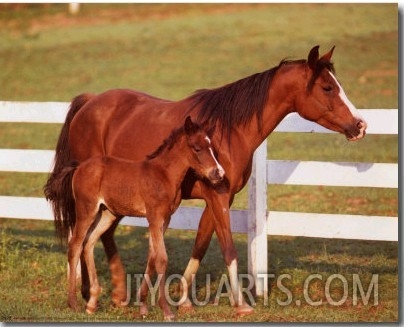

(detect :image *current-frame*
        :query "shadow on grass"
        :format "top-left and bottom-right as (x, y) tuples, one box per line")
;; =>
(0, 218), (397, 322)
(2, 218), (397, 286)
(93, 224), (398, 290)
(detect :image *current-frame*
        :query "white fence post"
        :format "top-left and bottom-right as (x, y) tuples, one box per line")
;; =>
(247, 139), (268, 296)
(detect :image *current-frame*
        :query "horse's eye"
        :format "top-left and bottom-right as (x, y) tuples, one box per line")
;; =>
(193, 146), (202, 153)
(322, 85), (333, 92)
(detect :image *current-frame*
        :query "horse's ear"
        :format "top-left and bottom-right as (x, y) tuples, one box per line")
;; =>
(320, 45), (335, 63)
(308, 45), (320, 70)
(184, 116), (196, 135)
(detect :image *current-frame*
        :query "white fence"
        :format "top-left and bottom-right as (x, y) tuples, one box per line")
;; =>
(0, 101), (398, 295)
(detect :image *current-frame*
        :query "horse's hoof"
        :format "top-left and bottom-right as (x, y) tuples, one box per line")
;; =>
(112, 294), (128, 307)
(112, 288), (128, 307)
(236, 302), (254, 317)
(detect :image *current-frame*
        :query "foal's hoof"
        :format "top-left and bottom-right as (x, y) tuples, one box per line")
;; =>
(164, 312), (176, 322)
(139, 302), (149, 318)
(68, 300), (80, 312)
(236, 302), (254, 317)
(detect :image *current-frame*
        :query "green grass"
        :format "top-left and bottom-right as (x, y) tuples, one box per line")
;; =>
(0, 3), (398, 105)
(0, 219), (398, 322)
(0, 3), (398, 322)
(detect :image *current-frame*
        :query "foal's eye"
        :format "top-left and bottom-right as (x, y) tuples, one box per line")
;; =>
(193, 146), (202, 153)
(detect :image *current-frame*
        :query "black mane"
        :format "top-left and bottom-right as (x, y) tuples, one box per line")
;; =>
(189, 58), (334, 140)
(190, 66), (278, 137)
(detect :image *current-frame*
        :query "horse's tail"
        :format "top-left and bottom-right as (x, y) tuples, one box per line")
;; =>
(44, 93), (94, 243)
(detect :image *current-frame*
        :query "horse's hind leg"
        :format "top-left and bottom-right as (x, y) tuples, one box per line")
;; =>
(82, 210), (117, 314)
(100, 217), (127, 307)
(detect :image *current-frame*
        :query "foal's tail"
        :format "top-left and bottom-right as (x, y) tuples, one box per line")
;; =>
(46, 161), (79, 225)
(44, 93), (93, 244)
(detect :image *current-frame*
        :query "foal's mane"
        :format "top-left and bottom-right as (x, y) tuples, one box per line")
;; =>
(189, 58), (335, 140)
(146, 126), (185, 160)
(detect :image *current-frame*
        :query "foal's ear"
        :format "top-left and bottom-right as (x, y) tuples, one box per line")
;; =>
(184, 116), (197, 135)
(307, 45), (320, 70)
(319, 45), (335, 63)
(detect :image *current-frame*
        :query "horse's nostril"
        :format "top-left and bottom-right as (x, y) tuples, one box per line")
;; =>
(357, 120), (367, 130)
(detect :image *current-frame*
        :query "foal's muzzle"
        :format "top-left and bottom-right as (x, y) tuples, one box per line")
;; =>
(208, 167), (225, 184)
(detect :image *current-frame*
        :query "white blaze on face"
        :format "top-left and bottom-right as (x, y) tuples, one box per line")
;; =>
(328, 71), (367, 140)
(328, 71), (363, 120)
(205, 136), (225, 178)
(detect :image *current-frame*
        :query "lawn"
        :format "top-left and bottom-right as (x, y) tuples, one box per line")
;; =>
(0, 3), (398, 323)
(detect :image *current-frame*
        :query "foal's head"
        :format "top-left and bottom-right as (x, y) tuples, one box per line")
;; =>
(183, 116), (225, 185)
(148, 116), (225, 185)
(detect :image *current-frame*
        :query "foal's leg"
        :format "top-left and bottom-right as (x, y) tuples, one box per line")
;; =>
(100, 214), (127, 307)
(137, 216), (172, 317)
(148, 220), (174, 321)
(137, 236), (157, 318)
(67, 205), (99, 311)
(82, 211), (117, 314)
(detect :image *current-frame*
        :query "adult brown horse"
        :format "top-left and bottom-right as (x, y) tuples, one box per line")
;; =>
(45, 45), (367, 316)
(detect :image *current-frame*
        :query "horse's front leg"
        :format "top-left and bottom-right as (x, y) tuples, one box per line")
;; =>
(100, 216), (128, 307)
(178, 206), (215, 312)
(207, 192), (254, 316)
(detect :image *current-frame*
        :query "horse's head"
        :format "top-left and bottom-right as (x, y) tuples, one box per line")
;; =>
(293, 45), (367, 141)
(184, 116), (225, 184)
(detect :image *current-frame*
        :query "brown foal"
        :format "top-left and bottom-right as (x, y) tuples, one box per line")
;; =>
(62, 117), (224, 320)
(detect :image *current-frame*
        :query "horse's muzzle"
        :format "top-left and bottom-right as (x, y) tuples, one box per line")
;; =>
(347, 120), (367, 141)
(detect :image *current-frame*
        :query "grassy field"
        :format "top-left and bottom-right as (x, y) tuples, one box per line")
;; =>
(0, 3), (398, 323)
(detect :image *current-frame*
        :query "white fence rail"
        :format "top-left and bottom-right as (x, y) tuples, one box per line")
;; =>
(0, 102), (398, 295)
